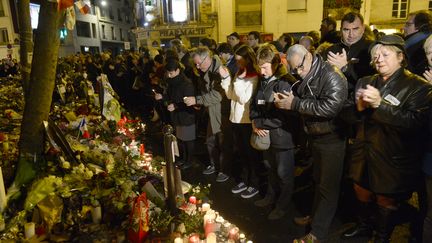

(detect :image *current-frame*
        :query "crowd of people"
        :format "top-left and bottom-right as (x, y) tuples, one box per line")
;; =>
(52, 10), (432, 243)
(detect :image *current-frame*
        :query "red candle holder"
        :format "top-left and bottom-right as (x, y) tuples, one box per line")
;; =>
(189, 196), (197, 204)
(188, 233), (200, 243)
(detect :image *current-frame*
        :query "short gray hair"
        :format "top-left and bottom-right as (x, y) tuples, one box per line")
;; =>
(287, 44), (309, 61)
(190, 46), (211, 60)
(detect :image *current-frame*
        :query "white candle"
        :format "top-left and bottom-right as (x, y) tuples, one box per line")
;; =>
(201, 203), (210, 212)
(91, 206), (102, 224)
(174, 237), (183, 243)
(0, 167), (6, 212)
(206, 232), (216, 243)
(24, 222), (35, 239)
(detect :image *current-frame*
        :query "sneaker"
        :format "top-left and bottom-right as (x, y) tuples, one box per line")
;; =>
(202, 165), (215, 175)
(293, 233), (320, 243)
(215, 172), (229, 182)
(240, 187), (259, 199)
(267, 208), (286, 220)
(231, 182), (247, 194)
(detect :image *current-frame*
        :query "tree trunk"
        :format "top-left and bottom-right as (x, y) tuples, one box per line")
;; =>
(17, 0), (33, 96)
(15, 1), (63, 186)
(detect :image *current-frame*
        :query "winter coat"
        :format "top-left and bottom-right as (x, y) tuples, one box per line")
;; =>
(165, 73), (196, 126)
(349, 68), (432, 193)
(250, 64), (299, 149)
(221, 74), (258, 124)
(196, 55), (230, 134)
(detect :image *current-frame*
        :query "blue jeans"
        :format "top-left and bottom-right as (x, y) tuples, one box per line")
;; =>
(309, 133), (346, 240)
(264, 147), (295, 211)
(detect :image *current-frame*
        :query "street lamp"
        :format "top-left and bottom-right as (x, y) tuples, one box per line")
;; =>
(101, 0), (107, 7)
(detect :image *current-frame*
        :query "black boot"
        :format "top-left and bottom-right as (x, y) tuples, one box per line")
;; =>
(341, 202), (374, 239)
(374, 206), (397, 243)
(397, 202), (422, 243)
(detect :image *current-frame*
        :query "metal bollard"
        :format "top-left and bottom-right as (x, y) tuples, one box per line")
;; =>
(163, 124), (177, 214)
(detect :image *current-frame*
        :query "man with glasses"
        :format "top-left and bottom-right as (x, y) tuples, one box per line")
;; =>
(184, 46), (233, 183)
(403, 10), (432, 76)
(247, 31), (261, 53)
(275, 44), (348, 243)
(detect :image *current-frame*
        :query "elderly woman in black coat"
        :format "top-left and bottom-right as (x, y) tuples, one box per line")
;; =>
(346, 35), (432, 243)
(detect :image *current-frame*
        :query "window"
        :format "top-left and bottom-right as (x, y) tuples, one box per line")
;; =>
(235, 0), (262, 26)
(0, 29), (8, 44)
(120, 28), (124, 41)
(0, 1), (5, 16)
(111, 26), (116, 40)
(91, 23), (96, 38)
(118, 8), (122, 21)
(429, 0), (432, 11)
(109, 7), (114, 19)
(101, 25), (106, 39)
(287, 0), (306, 11)
(100, 8), (106, 17)
(392, 0), (409, 19)
(161, 0), (199, 23)
(76, 21), (91, 37)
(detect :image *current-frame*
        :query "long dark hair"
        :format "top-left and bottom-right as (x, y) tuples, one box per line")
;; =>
(234, 45), (259, 76)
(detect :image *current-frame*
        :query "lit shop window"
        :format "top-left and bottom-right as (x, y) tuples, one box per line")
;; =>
(172, 0), (187, 22)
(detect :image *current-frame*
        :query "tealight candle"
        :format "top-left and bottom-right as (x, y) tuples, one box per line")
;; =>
(201, 203), (210, 212)
(24, 222), (35, 239)
(206, 232), (216, 243)
(174, 237), (183, 243)
(91, 206), (102, 224)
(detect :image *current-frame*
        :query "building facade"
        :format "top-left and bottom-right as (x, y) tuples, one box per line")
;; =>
(60, 0), (136, 56)
(369, 0), (431, 33)
(0, 0), (19, 59)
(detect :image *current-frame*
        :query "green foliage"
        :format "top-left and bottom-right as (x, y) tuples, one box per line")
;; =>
(148, 209), (174, 236)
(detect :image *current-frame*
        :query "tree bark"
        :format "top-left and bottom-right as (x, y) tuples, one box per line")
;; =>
(17, 0), (33, 96)
(19, 1), (63, 159)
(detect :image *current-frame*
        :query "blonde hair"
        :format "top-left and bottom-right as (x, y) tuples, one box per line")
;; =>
(370, 44), (407, 67)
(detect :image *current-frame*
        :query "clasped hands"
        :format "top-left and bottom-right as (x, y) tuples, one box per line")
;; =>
(356, 84), (382, 111)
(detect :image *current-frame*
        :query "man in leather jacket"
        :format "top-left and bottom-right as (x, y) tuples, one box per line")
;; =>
(326, 12), (375, 94)
(276, 44), (348, 243)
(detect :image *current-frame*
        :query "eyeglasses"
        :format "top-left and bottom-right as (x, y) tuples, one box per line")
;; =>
(196, 55), (207, 68)
(291, 55), (306, 75)
(405, 21), (415, 26)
